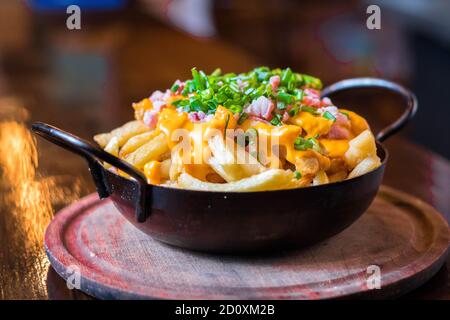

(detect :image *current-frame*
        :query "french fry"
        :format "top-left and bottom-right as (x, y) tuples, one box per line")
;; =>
(312, 170), (329, 186)
(124, 133), (169, 169)
(347, 156), (381, 179)
(104, 136), (119, 157)
(93, 120), (149, 148)
(328, 171), (347, 183)
(142, 158), (171, 184)
(344, 129), (378, 168)
(327, 158), (347, 175)
(93, 133), (111, 149)
(208, 135), (264, 182)
(160, 158), (171, 180)
(177, 169), (294, 192)
(207, 156), (245, 182)
(169, 147), (184, 181)
(103, 136), (119, 170)
(295, 157), (319, 177)
(119, 130), (157, 156)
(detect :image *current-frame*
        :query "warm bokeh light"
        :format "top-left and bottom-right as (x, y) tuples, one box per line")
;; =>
(0, 115), (81, 298)
(0, 119), (82, 247)
(0, 121), (52, 248)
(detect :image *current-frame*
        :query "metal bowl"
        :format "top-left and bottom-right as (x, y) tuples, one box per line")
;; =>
(32, 78), (417, 252)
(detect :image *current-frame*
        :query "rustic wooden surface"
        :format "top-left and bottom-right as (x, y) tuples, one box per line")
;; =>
(44, 186), (449, 300)
(0, 4), (449, 300)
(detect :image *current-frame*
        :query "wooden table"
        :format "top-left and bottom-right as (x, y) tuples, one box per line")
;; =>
(0, 6), (448, 300)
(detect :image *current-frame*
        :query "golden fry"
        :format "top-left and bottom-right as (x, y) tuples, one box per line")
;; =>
(328, 171), (347, 183)
(208, 135), (264, 182)
(312, 170), (329, 186)
(344, 129), (377, 168)
(348, 156), (381, 179)
(119, 130), (157, 157)
(94, 120), (149, 148)
(124, 133), (169, 169)
(177, 169), (294, 192)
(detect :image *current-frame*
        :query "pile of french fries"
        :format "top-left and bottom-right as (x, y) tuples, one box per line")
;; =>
(94, 119), (381, 191)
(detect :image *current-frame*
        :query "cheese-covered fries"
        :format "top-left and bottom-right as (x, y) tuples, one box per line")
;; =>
(94, 67), (381, 191)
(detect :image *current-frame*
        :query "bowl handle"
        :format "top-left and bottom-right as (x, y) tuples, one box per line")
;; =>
(321, 78), (418, 142)
(31, 122), (150, 223)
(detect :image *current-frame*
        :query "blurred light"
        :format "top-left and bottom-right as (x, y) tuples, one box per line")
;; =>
(167, 0), (216, 37)
(0, 102), (81, 252)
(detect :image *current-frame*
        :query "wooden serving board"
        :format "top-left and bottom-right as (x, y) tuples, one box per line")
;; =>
(44, 185), (449, 299)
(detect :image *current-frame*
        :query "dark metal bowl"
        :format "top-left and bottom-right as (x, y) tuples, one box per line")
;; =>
(32, 78), (417, 253)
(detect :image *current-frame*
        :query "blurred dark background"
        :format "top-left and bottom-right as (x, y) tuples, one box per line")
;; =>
(0, 0), (449, 158)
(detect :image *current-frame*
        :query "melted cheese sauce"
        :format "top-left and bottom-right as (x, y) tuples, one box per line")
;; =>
(133, 99), (370, 182)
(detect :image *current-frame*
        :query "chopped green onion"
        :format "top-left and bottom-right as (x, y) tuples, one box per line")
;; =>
(211, 68), (222, 77)
(323, 111), (336, 121)
(281, 67), (293, 86)
(237, 112), (249, 125)
(229, 104), (243, 114)
(294, 171), (302, 180)
(170, 83), (180, 92)
(277, 101), (286, 110)
(302, 75), (323, 89)
(224, 114), (230, 133)
(294, 89), (304, 100)
(277, 92), (294, 104)
(300, 105), (320, 115)
(288, 105), (300, 117)
(169, 66), (325, 116)
(270, 113), (283, 126)
(294, 136), (322, 153)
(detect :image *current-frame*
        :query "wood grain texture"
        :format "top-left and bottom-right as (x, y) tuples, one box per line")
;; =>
(44, 186), (449, 300)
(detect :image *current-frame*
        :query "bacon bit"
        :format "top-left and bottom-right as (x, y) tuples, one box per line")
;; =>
(143, 110), (158, 129)
(318, 106), (339, 116)
(204, 114), (214, 122)
(320, 97), (332, 107)
(188, 112), (199, 122)
(304, 88), (320, 97)
(245, 96), (275, 120)
(149, 89), (172, 112)
(188, 111), (203, 123)
(335, 112), (351, 126)
(152, 101), (166, 112)
(303, 89), (333, 108)
(173, 80), (185, 95)
(326, 125), (351, 139)
(303, 95), (322, 107)
(188, 111), (213, 123)
(236, 79), (249, 90)
(149, 90), (165, 102)
(248, 115), (271, 125)
(269, 75), (280, 91)
(324, 113), (351, 139)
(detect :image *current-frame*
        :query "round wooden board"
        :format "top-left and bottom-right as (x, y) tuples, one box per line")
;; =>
(45, 185), (450, 300)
